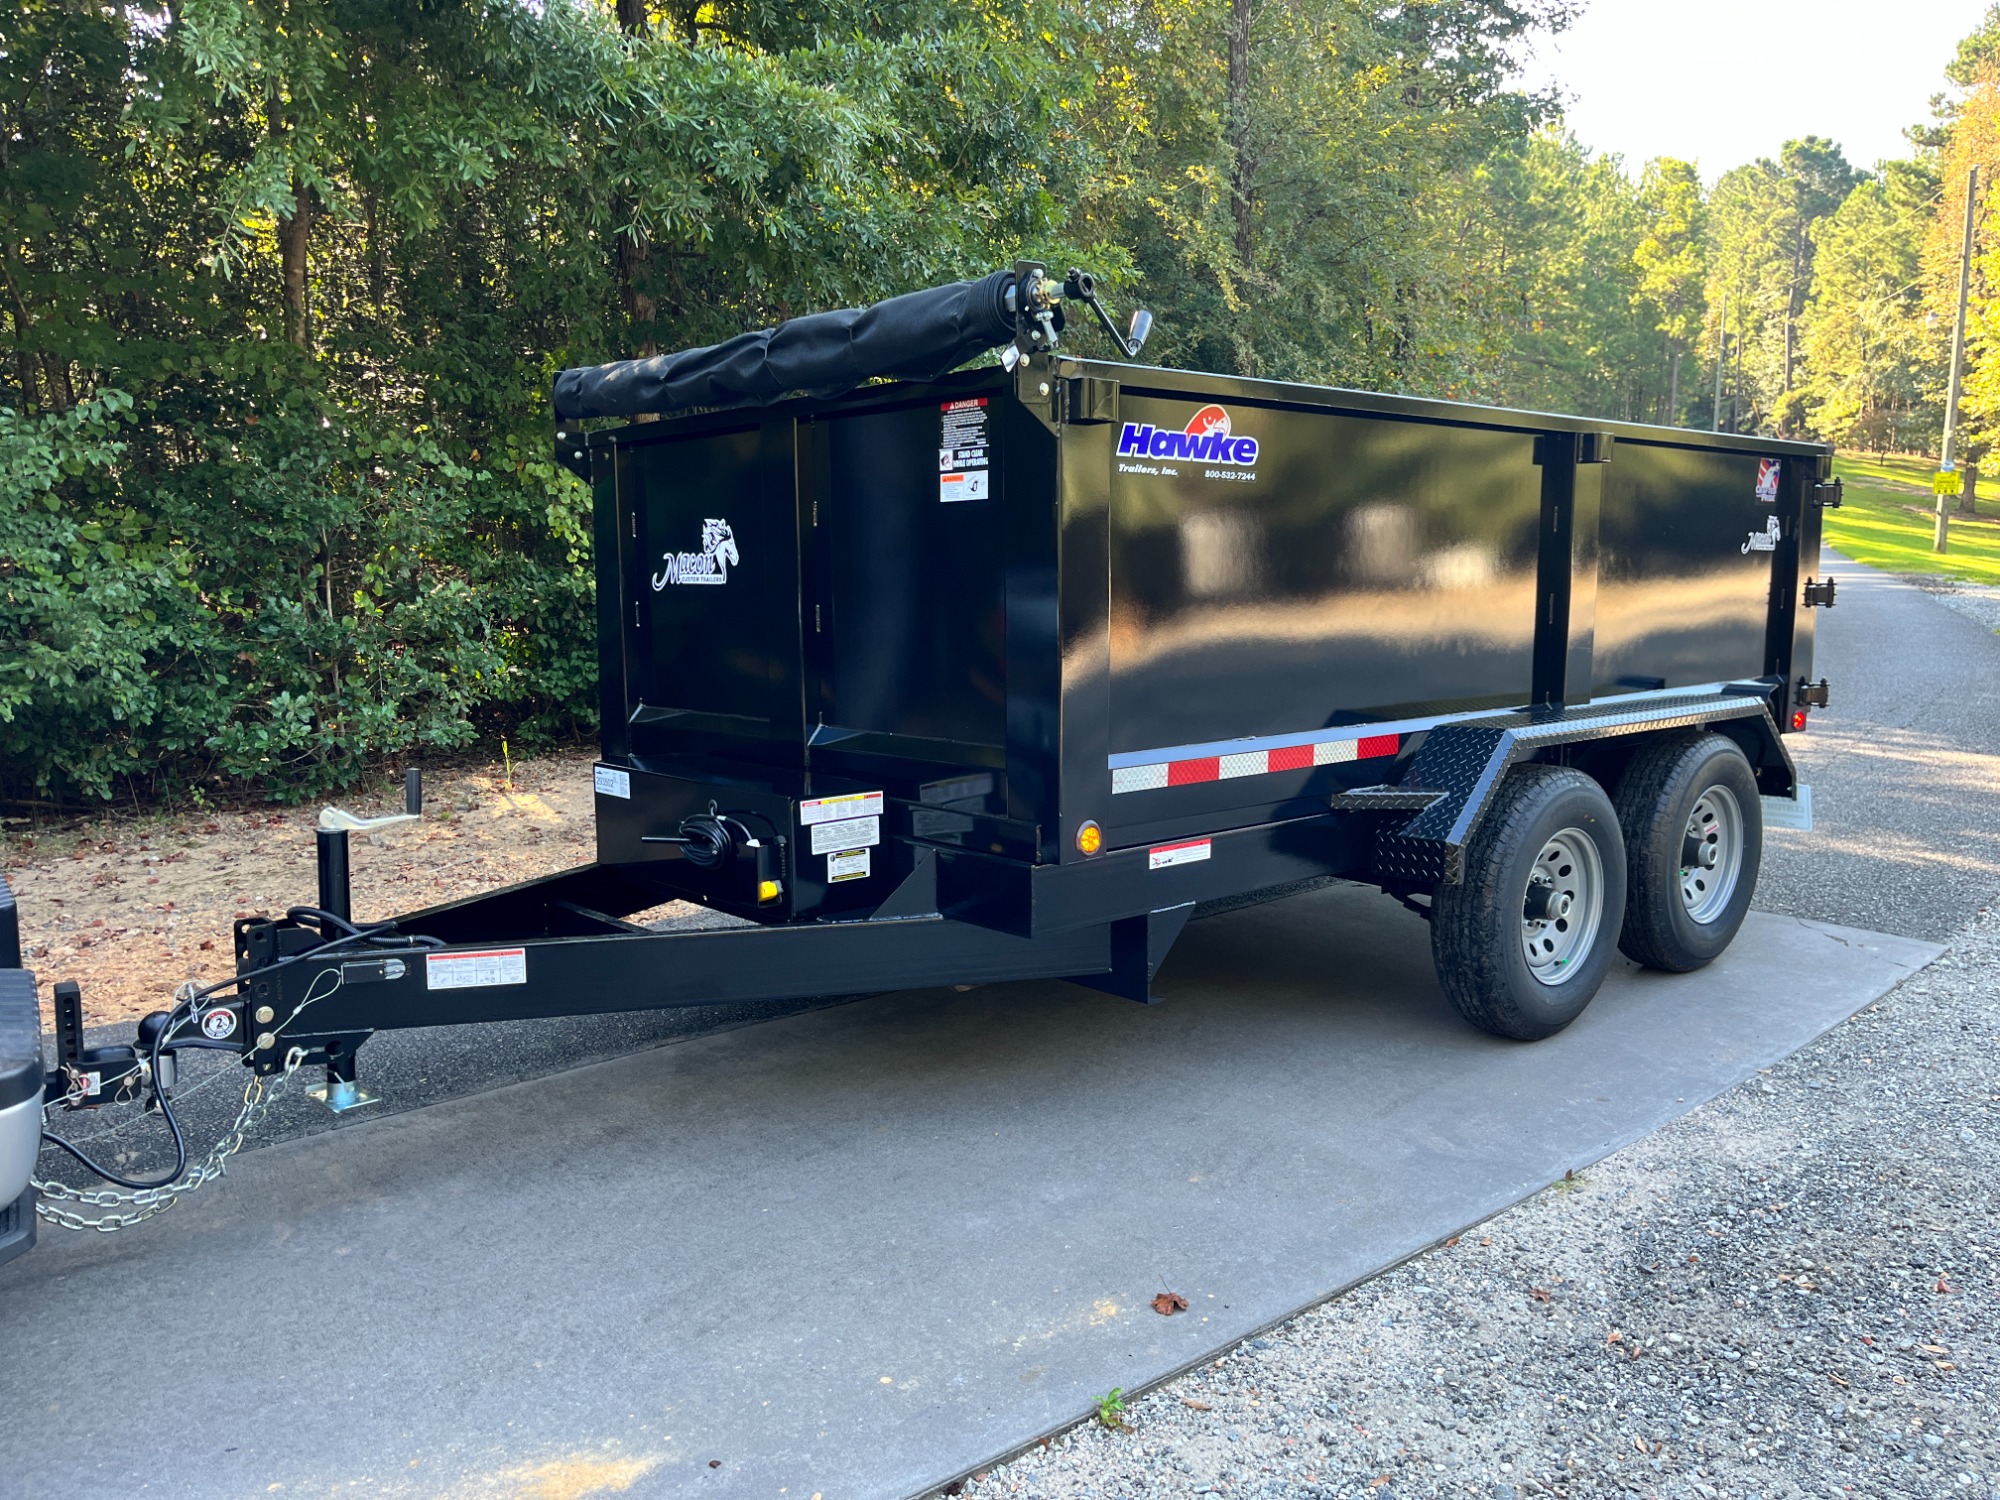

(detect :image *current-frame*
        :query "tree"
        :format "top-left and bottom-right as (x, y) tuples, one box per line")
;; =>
(1799, 175), (1933, 452)
(1703, 138), (1858, 433)
(1632, 158), (1706, 424)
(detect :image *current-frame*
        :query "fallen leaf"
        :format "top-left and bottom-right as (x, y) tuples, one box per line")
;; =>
(1444, 1236), (1460, 1247)
(1919, 1344), (1951, 1355)
(1686, 1254), (1700, 1265)
(1529, 1287), (1553, 1303)
(1935, 1276), (1953, 1294)
(1606, 1330), (1623, 1345)
(1152, 1292), (1189, 1316)
(199, 939), (215, 951)
(1936, 1361), (1957, 1371)
(1181, 1399), (1212, 1412)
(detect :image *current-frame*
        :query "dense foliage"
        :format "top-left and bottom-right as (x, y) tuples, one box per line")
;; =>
(0, 1), (1989, 804)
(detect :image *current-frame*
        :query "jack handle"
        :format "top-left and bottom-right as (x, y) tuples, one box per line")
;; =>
(1064, 268), (1152, 359)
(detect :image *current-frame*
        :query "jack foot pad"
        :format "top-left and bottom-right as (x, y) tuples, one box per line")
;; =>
(308, 1079), (381, 1114)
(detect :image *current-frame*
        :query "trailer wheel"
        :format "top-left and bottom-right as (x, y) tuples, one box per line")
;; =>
(1431, 765), (1627, 1041)
(1613, 733), (1762, 972)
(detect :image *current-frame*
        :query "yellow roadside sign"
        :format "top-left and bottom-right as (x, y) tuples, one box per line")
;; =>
(1935, 468), (1964, 496)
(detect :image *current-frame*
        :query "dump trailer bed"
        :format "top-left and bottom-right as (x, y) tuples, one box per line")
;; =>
(3, 264), (1838, 1254)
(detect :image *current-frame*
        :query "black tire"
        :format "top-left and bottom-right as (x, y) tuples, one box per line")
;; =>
(1431, 765), (1627, 1041)
(1613, 732), (1762, 973)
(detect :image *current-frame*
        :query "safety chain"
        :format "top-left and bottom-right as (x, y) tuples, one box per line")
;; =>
(31, 1046), (308, 1233)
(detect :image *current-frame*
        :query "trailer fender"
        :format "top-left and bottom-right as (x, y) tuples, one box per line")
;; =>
(1335, 691), (1794, 890)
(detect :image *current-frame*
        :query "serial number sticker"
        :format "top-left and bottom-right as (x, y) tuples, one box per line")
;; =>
(594, 764), (632, 800)
(425, 948), (528, 991)
(1149, 837), (1212, 871)
(827, 847), (871, 883)
(800, 790), (884, 825)
(811, 816), (880, 855)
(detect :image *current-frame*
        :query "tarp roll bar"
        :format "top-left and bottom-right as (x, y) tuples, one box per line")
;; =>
(553, 269), (1018, 421)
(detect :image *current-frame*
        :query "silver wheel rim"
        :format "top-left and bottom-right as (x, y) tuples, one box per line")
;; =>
(1680, 783), (1744, 925)
(1520, 827), (1604, 986)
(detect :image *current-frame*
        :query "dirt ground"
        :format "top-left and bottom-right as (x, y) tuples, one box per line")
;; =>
(1, 748), (608, 1029)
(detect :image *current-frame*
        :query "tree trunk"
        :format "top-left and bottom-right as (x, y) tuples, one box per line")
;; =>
(614, 0), (660, 367)
(364, 189), (388, 310)
(1226, 0), (1256, 273)
(1961, 462), (1980, 517)
(279, 174), (312, 349)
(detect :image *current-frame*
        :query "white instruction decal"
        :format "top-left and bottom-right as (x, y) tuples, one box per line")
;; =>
(426, 948), (528, 991)
(201, 1008), (238, 1040)
(1149, 837), (1212, 871)
(811, 816), (880, 855)
(940, 397), (990, 502)
(826, 847), (871, 883)
(594, 764), (632, 800)
(800, 790), (883, 826)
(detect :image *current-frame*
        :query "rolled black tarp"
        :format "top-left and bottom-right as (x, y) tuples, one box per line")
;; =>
(554, 269), (1017, 421)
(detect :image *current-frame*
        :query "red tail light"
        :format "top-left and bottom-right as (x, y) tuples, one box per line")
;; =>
(1791, 709), (1808, 731)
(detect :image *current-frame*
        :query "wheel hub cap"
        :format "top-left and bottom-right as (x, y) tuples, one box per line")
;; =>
(1520, 827), (1604, 986)
(1680, 785), (1745, 924)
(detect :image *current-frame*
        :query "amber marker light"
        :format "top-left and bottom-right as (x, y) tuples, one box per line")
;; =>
(758, 879), (782, 903)
(1076, 820), (1103, 856)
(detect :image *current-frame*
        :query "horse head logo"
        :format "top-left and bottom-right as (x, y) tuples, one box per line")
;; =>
(702, 519), (739, 571)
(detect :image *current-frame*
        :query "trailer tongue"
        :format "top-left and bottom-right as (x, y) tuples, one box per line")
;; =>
(2, 264), (1837, 1254)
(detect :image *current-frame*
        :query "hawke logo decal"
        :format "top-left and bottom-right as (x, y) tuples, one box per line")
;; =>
(1118, 404), (1259, 466)
(653, 518), (739, 589)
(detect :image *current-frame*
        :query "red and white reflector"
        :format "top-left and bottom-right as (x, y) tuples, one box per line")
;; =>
(1112, 732), (1400, 795)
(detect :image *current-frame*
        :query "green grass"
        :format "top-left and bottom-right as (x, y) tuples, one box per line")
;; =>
(1825, 452), (2000, 585)
(1834, 451), (1936, 494)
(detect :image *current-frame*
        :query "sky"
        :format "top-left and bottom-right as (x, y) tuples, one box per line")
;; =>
(1513, 0), (1987, 179)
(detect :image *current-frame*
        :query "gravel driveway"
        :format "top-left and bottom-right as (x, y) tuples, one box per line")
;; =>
(967, 555), (2000, 1500)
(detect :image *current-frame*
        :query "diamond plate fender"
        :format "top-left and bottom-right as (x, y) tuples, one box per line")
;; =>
(1334, 692), (1794, 888)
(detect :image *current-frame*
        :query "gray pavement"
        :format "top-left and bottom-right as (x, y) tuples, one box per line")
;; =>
(0, 901), (1934, 1499)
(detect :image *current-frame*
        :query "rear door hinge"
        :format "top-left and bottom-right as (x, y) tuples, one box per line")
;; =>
(1813, 478), (1843, 508)
(1802, 577), (1836, 608)
(1795, 676), (1830, 709)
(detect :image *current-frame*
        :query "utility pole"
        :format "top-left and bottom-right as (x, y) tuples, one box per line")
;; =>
(1712, 291), (1728, 432)
(1939, 166), (1978, 555)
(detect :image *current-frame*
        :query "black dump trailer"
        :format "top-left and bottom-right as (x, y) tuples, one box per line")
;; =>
(1, 264), (1838, 1257)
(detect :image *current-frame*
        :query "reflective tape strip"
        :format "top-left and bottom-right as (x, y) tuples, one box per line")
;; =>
(1112, 732), (1402, 794)
(1111, 763), (1169, 794)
